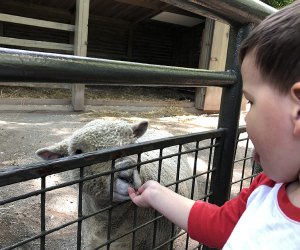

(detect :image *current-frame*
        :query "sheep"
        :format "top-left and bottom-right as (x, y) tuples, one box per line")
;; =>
(36, 119), (197, 249)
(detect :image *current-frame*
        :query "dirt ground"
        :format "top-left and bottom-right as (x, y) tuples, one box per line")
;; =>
(0, 105), (251, 250)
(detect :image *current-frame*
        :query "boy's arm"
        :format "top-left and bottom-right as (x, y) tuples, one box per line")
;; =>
(129, 174), (268, 248)
(128, 180), (243, 248)
(128, 180), (195, 231)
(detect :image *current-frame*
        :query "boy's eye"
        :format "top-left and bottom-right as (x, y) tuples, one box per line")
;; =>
(247, 100), (253, 105)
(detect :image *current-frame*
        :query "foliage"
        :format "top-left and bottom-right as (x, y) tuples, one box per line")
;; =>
(261, 0), (295, 8)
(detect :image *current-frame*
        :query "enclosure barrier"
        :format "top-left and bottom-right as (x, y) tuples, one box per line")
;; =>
(0, 0), (275, 249)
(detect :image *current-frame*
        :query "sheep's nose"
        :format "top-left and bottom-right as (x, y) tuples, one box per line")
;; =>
(118, 171), (134, 184)
(115, 157), (142, 188)
(116, 169), (142, 189)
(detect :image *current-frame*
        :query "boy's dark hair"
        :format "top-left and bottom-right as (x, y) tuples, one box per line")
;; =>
(239, 0), (300, 94)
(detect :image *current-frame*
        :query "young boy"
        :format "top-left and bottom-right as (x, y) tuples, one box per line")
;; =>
(128, 1), (300, 249)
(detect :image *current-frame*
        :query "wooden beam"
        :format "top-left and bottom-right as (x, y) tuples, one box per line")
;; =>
(116, 0), (204, 20)
(74, 0), (89, 56)
(0, 0), (72, 23)
(0, 22), (3, 36)
(0, 13), (75, 31)
(203, 21), (230, 112)
(195, 18), (214, 109)
(89, 14), (130, 27)
(0, 82), (71, 89)
(133, 5), (169, 24)
(127, 26), (134, 58)
(72, 0), (90, 111)
(114, 0), (166, 10)
(0, 37), (74, 51)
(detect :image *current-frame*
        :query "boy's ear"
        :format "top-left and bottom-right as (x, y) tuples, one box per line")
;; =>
(291, 82), (300, 101)
(291, 82), (300, 136)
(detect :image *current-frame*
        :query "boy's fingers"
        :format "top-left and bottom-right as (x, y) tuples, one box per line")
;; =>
(128, 186), (134, 193)
(137, 185), (145, 194)
(128, 187), (138, 200)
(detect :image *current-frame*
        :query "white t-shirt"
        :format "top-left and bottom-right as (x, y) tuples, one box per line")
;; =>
(188, 173), (300, 249)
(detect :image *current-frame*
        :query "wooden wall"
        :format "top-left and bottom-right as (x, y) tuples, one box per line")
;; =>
(87, 18), (203, 67)
(0, 1), (204, 110)
(0, 12), (203, 68)
(4, 23), (71, 46)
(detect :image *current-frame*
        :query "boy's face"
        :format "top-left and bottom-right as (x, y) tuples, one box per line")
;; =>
(241, 52), (300, 183)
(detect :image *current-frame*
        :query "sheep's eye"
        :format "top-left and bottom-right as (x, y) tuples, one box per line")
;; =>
(75, 149), (83, 155)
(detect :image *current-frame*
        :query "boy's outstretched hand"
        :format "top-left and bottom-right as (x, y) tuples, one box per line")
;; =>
(128, 180), (196, 231)
(128, 180), (159, 207)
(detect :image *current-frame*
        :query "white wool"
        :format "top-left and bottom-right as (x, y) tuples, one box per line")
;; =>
(36, 119), (196, 250)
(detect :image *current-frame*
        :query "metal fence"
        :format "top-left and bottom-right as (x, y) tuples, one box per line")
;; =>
(0, 127), (258, 250)
(0, 1), (275, 249)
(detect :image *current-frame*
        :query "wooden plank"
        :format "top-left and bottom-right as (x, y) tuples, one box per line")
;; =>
(203, 21), (230, 112)
(114, 0), (166, 10)
(1, 0), (72, 23)
(195, 18), (214, 109)
(89, 14), (130, 27)
(0, 98), (71, 105)
(127, 26), (133, 58)
(0, 22), (3, 36)
(0, 82), (71, 89)
(0, 13), (75, 31)
(72, 0), (90, 111)
(0, 37), (74, 51)
(74, 0), (90, 56)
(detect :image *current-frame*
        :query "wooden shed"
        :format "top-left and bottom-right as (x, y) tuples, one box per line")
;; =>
(0, 0), (231, 111)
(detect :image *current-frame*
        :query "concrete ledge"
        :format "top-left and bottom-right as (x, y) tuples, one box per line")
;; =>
(0, 98), (194, 107)
(0, 98), (197, 113)
(0, 98), (71, 105)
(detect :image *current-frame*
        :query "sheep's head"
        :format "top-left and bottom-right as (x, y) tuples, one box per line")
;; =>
(35, 119), (148, 203)
(36, 120), (148, 158)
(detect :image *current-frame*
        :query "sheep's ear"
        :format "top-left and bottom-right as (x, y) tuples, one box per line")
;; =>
(36, 138), (69, 160)
(132, 121), (148, 138)
(36, 148), (65, 160)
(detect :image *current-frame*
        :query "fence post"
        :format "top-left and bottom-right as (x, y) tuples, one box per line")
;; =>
(194, 18), (214, 109)
(208, 24), (252, 206)
(72, 0), (90, 111)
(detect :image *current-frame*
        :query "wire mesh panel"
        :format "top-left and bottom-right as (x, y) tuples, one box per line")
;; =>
(230, 126), (262, 199)
(0, 129), (225, 250)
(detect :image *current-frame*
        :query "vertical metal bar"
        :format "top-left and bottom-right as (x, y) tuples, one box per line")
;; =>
(40, 177), (46, 250)
(239, 137), (250, 191)
(132, 154), (141, 250)
(204, 139), (214, 200)
(190, 141), (199, 200)
(152, 149), (163, 249)
(202, 136), (225, 250)
(169, 144), (183, 250)
(175, 144), (182, 194)
(107, 160), (115, 250)
(77, 167), (84, 250)
(209, 24), (252, 206)
(185, 141), (200, 249)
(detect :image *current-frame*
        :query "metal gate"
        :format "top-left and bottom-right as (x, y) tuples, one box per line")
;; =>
(0, 1), (275, 249)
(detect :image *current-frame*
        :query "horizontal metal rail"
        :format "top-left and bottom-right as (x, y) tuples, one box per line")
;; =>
(161, 0), (276, 24)
(0, 128), (225, 187)
(0, 48), (236, 87)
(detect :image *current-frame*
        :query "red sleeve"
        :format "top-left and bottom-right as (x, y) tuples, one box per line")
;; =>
(187, 173), (272, 249)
